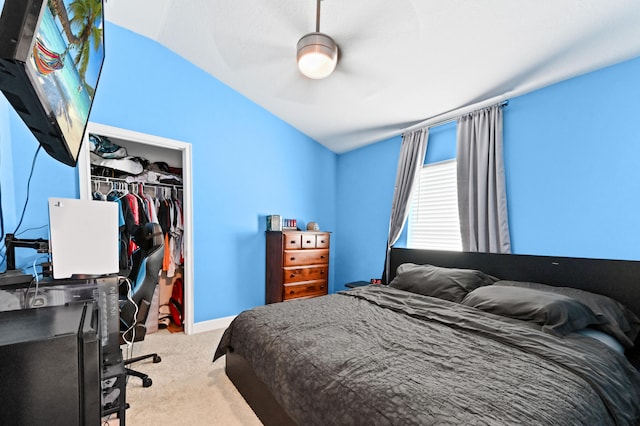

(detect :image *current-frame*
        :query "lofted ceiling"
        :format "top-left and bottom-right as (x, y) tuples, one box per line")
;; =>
(105, 1), (640, 153)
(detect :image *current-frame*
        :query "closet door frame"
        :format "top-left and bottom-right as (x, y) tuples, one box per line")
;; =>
(78, 122), (195, 335)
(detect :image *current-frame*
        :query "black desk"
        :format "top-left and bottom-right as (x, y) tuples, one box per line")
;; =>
(0, 276), (120, 356)
(0, 276), (127, 424)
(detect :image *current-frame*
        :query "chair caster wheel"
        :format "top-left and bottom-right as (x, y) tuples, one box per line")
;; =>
(153, 355), (161, 363)
(142, 377), (152, 388)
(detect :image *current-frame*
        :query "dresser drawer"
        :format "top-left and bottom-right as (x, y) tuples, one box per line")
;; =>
(283, 280), (328, 300)
(283, 249), (329, 266)
(315, 233), (330, 248)
(300, 233), (331, 249)
(283, 265), (329, 283)
(283, 232), (302, 249)
(301, 234), (317, 248)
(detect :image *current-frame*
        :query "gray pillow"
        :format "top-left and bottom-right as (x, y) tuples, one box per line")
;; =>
(461, 286), (606, 337)
(388, 263), (498, 303)
(495, 280), (640, 348)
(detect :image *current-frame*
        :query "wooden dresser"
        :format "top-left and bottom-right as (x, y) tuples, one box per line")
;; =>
(266, 231), (330, 303)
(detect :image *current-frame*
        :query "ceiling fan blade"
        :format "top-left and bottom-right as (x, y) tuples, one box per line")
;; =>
(210, 0), (307, 39)
(273, 68), (334, 104)
(325, 0), (419, 42)
(204, 1), (310, 70)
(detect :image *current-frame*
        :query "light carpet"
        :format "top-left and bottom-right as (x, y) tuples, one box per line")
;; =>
(110, 328), (262, 426)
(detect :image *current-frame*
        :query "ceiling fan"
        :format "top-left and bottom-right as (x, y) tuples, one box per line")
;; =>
(207, 0), (420, 103)
(296, 0), (338, 79)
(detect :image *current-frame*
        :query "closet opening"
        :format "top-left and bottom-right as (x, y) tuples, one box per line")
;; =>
(78, 123), (194, 335)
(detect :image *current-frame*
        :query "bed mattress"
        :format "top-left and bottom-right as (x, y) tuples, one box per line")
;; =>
(214, 286), (640, 425)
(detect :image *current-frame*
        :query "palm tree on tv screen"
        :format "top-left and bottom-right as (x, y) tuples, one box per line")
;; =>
(48, 0), (102, 92)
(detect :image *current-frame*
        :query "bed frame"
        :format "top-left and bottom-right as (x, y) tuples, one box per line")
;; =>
(227, 248), (640, 425)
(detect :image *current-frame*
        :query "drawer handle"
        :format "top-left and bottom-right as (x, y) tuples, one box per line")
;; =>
(320, 285), (325, 289)
(306, 240), (312, 244)
(290, 274), (296, 278)
(320, 270), (325, 275)
(289, 290), (295, 295)
(320, 255), (326, 259)
(290, 240), (296, 244)
(290, 257), (296, 261)
(319, 240), (325, 244)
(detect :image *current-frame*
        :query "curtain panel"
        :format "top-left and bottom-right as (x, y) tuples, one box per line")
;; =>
(456, 104), (511, 253)
(383, 128), (429, 283)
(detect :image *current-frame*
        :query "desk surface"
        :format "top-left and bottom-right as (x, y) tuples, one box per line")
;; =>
(0, 303), (96, 348)
(0, 270), (34, 288)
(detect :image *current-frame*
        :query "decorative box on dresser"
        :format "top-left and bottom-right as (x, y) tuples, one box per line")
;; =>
(266, 231), (330, 304)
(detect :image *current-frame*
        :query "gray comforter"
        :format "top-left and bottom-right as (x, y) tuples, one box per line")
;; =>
(214, 286), (640, 425)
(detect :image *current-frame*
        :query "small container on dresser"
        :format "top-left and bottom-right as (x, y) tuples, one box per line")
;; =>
(266, 231), (330, 303)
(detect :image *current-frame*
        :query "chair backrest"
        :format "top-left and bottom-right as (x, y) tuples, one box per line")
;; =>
(120, 223), (164, 330)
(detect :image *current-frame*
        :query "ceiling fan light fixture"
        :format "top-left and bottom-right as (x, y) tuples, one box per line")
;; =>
(297, 33), (338, 80)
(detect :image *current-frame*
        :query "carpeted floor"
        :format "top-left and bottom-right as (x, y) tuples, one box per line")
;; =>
(106, 328), (262, 426)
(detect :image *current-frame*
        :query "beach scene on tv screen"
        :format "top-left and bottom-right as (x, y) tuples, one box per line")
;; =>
(26, 0), (104, 157)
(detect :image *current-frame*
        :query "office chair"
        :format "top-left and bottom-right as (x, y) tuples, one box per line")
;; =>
(120, 222), (165, 388)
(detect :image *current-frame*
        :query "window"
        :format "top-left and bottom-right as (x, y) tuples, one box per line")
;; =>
(407, 159), (462, 251)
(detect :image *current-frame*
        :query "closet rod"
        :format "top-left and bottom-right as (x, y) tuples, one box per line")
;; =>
(91, 176), (182, 190)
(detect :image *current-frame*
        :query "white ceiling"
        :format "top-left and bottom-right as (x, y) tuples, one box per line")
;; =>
(105, 0), (640, 153)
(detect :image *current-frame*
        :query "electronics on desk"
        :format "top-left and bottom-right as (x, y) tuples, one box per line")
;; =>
(0, 234), (50, 286)
(48, 197), (119, 279)
(0, 198), (118, 284)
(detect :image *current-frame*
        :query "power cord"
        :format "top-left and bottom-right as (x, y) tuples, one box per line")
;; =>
(27, 255), (51, 307)
(14, 253), (51, 308)
(13, 145), (42, 235)
(14, 224), (49, 237)
(0, 145), (42, 271)
(30, 256), (40, 308)
(120, 276), (138, 347)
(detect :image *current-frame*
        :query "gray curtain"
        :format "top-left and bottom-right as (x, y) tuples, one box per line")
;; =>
(384, 128), (429, 282)
(456, 105), (511, 253)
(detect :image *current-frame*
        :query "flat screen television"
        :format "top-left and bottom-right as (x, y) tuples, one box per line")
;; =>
(0, 0), (104, 166)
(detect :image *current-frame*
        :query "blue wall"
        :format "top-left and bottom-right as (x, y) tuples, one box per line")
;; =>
(425, 122), (456, 165)
(504, 56), (640, 260)
(0, 23), (337, 322)
(334, 55), (640, 288)
(334, 136), (401, 287)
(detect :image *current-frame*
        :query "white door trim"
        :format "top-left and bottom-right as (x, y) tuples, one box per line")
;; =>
(78, 122), (195, 335)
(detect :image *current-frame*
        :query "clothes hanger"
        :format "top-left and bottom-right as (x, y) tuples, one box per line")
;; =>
(93, 180), (107, 200)
(115, 181), (129, 201)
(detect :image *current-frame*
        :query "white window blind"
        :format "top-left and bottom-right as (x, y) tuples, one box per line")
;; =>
(407, 159), (462, 251)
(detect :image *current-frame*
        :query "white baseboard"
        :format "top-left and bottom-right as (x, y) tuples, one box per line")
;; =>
(190, 315), (236, 334)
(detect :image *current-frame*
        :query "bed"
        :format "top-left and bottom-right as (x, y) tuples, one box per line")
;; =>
(213, 248), (640, 425)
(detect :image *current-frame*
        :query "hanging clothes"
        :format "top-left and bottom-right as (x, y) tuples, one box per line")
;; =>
(91, 178), (184, 277)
